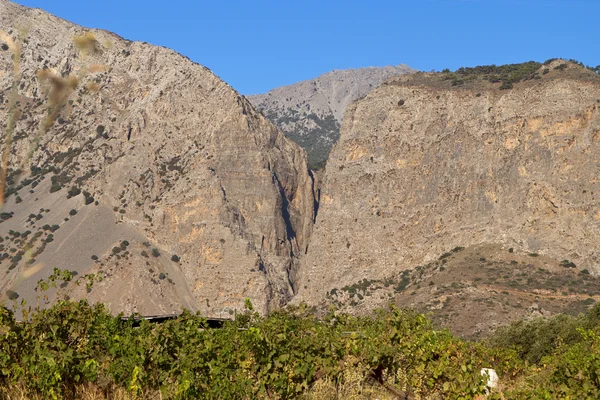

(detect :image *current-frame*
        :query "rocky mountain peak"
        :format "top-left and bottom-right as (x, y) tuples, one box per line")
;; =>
(0, 0), (314, 317)
(248, 65), (414, 169)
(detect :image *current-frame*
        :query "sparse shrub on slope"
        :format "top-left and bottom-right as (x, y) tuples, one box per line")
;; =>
(440, 59), (599, 90)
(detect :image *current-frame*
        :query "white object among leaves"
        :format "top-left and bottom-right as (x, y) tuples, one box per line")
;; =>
(480, 368), (499, 390)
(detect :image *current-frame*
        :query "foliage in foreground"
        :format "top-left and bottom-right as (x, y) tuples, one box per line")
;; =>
(0, 301), (599, 399)
(486, 310), (599, 365)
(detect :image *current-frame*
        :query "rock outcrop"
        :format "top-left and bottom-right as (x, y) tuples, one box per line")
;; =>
(296, 62), (600, 303)
(0, 0), (314, 316)
(249, 65), (414, 169)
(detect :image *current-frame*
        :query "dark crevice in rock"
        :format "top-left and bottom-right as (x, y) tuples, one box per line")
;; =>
(287, 259), (297, 295)
(308, 169), (320, 224)
(219, 183), (227, 202)
(272, 172), (296, 243)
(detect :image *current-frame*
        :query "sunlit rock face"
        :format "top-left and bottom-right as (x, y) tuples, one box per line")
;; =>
(297, 64), (600, 304)
(0, 0), (314, 316)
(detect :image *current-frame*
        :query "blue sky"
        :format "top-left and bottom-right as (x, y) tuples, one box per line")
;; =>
(13, 0), (600, 95)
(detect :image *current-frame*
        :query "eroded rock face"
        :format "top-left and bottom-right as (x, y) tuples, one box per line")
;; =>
(297, 65), (600, 303)
(0, 0), (314, 316)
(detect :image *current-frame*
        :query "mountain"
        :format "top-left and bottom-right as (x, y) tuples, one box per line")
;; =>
(248, 65), (414, 169)
(295, 60), (600, 335)
(0, 0), (314, 317)
(3, 0), (600, 339)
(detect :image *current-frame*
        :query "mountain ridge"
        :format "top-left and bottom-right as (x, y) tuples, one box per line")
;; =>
(3, 0), (600, 339)
(0, 0), (314, 317)
(296, 62), (600, 315)
(248, 64), (414, 168)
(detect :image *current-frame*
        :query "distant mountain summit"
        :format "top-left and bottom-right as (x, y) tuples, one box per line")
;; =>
(248, 65), (415, 169)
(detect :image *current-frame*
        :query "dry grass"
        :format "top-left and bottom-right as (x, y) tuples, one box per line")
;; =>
(0, 384), (163, 400)
(301, 357), (409, 400)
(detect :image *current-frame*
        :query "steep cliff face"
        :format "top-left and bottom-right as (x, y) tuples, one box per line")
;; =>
(297, 63), (600, 303)
(0, 0), (314, 316)
(249, 65), (414, 169)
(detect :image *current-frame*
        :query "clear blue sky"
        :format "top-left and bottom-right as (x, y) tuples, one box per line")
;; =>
(13, 0), (600, 95)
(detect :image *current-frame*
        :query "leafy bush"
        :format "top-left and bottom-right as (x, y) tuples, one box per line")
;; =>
(1, 300), (600, 398)
(0, 303), (499, 399)
(560, 259), (577, 268)
(66, 186), (81, 199)
(487, 313), (591, 364)
(5, 290), (19, 300)
(0, 212), (13, 221)
(508, 329), (600, 399)
(554, 63), (568, 71)
(83, 191), (94, 205)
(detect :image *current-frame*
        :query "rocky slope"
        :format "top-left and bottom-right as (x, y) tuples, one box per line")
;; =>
(296, 61), (600, 312)
(249, 65), (414, 169)
(313, 243), (600, 338)
(0, 0), (314, 317)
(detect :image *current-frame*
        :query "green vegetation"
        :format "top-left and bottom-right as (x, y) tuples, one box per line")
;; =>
(1, 301), (600, 399)
(5, 290), (19, 300)
(440, 59), (600, 90)
(0, 212), (13, 222)
(262, 108), (340, 169)
(83, 190), (95, 205)
(442, 61), (543, 88)
(395, 276), (410, 292)
(486, 312), (594, 364)
(66, 185), (81, 199)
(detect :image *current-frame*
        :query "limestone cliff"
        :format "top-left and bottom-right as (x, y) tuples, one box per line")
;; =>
(0, 0), (314, 316)
(297, 62), (600, 303)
